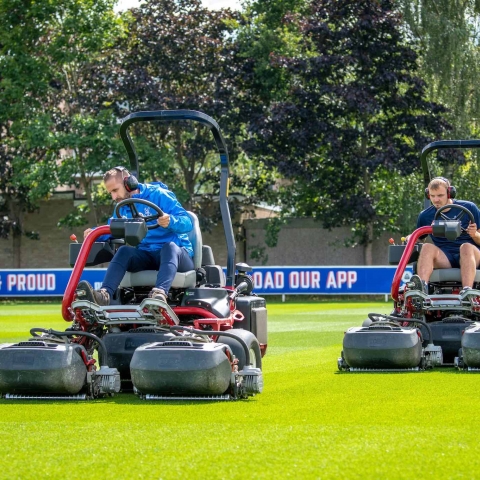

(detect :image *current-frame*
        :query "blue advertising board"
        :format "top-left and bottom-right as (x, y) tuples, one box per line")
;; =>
(250, 266), (412, 295)
(0, 266), (412, 297)
(0, 269), (107, 297)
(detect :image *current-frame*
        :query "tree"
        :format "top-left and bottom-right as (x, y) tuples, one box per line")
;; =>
(40, 0), (126, 227)
(106, 0), (237, 200)
(400, 0), (480, 139)
(102, 0), (278, 232)
(0, 120), (55, 265)
(0, 0), (127, 256)
(243, 0), (451, 264)
(0, 0), (64, 264)
(398, 0), (480, 209)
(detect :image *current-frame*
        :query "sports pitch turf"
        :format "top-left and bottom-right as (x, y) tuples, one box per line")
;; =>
(1, 301), (479, 479)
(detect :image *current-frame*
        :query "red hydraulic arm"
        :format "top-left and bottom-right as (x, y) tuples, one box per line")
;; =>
(62, 226), (111, 321)
(391, 225), (432, 302)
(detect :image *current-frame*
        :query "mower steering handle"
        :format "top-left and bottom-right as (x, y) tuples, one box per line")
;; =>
(391, 225), (432, 302)
(228, 281), (250, 306)
(232, 280), (249, 295)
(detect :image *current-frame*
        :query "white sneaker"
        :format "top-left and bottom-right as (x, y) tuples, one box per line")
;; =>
(148, 288), (167, 303)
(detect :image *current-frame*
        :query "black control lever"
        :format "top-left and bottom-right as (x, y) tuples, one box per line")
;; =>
(229, 280), (250, 301)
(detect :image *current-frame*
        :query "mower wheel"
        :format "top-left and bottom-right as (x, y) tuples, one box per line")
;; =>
(217, 329), (262, 370)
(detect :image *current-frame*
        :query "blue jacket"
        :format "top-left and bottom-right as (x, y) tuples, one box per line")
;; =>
(417, 199), (480, 255)
(98, 182), (193, 257)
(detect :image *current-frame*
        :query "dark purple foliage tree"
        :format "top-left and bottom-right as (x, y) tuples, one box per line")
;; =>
(98, 0), (278, 232)
(243, 0), (451, 263)
(106, 0), (237, 199)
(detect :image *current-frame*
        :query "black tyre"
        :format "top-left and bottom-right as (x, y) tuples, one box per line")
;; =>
(217, 329), (262, 370)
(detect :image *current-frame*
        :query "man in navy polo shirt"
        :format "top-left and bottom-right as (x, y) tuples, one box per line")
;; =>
(408, 177), (480, 294)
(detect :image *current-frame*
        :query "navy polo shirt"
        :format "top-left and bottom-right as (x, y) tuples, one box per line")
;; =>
(416, 200), (480, 255)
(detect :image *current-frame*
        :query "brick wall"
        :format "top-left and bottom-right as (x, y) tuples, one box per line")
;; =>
(0, 236), (13, 268)
(0, 196), (396, 268)
(243, 218), (393, 266)
(0, 196), (86, 268)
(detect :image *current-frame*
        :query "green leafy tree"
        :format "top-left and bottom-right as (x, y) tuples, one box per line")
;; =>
(0, 0), (127, 250)
(0, 118), (57, 265)
(400, 0), (480, 139)
(0, 0), (64, 264)
(399, 1), (480, 210)
(108, 0), (238, 195)
(41, 0), (126, 226)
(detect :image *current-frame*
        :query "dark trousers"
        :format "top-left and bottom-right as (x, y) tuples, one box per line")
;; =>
(102, 243), (194, 297)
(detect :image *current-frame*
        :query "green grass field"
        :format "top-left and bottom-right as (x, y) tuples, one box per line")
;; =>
(1, 301), (479, 479)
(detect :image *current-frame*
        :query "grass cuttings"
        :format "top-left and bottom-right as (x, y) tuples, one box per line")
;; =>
(1, 301), (479, 479)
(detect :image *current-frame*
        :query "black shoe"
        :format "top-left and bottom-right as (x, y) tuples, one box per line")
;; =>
(76, 280), (110, 306)
(408, 274), (428, 294)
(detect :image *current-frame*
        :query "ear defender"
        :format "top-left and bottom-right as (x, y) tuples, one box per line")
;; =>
(113, 166), (139, 192)
(425, 177), (456, 200)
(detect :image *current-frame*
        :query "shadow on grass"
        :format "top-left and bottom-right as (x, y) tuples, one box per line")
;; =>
(335, 366), (465, 375)
(0, 392), (255, 406)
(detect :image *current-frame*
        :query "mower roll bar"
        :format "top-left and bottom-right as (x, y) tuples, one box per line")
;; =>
(119, 110), (236, 288)
(62, 226), (111, 320)
(421, 140), (480, 209)
(119, 110), (228, 175)
(392, 138), (480, 300)
(391, 225), (432, 302)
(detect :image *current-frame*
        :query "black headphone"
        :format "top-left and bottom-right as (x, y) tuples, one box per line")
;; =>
(425, 176), (457, 199)
(113, 166), (139, 192)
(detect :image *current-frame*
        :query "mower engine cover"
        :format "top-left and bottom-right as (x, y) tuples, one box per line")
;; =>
(461, 323), (480, 367)
(342, 325), (423, 369)
(130, 341), (233, 396)
(388, 243), (422, 265)
(0, 340), (87, 395)
(181, 287), (230, 318)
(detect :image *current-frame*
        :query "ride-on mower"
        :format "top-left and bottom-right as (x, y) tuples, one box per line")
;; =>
(338, 140), (480, 372)
(0, 110), (267, 400)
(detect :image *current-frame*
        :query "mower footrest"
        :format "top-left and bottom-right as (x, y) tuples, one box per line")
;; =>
(4, 393), (87, 400)
(142, 394), (231, 401)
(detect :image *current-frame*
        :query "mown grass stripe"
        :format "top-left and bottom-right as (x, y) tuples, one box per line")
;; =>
(0, 301), (479, 479)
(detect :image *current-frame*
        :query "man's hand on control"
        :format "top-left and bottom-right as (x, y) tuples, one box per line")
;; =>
(84, 228), (93, 240)
(157, 213), (170, 228)
(467, 221), (479, 239)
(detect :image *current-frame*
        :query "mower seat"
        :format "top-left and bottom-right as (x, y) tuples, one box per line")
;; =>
(119, 211), (202, 290)
(430, 268), (480, 283)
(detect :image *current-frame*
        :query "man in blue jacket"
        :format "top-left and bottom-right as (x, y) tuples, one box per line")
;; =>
(408, 177), (480, 295)
(76, 167), (194, 305)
